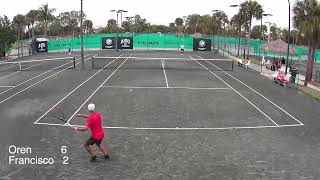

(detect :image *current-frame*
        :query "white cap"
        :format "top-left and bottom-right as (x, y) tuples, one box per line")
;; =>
(88, 103), (95, 112)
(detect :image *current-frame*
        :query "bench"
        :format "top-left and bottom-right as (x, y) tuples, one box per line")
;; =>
(237, 59), (251, 69)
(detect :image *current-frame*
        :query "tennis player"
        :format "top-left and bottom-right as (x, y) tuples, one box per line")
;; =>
(71, 103), (110, 162)
(180, 44), (185, 55)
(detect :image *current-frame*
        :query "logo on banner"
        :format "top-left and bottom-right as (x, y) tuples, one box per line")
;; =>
(105, 38), (114, 48)
(120, 38), (131, 47)
(198, 40), (206, 50)
(38, 43), (46, 51)
(106, 39), (113, 46)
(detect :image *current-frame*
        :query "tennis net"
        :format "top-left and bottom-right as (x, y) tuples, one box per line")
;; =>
(0, 57), (76, 72)
(91, 56), (234, 71)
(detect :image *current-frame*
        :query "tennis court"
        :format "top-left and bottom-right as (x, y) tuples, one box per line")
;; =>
(1, 50), (320, 179)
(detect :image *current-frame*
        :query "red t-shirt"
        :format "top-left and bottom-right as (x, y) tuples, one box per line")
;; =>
(86, 112), (104, 140)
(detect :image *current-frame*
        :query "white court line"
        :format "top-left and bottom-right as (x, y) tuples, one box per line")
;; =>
(189, 55), (280, 127)
(0, 60), (49, 80)
(161, 59), (169, 88)
(198, 55), (304, 126)
(94, 56), (233, 61)
(0, 56), (93, 105)
(2, 57), (74, 64)
(0, 86), (16, 88)
(34, 122), (303, 130)
(101, 85), (231, 90)
(34, 54), (123, 124)
(66, 54), (132, 124)
(0, 56), (89, 96)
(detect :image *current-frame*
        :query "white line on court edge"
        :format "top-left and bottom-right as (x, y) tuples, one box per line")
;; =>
(101, 85), (231, 90)
(0, 56), (89, 96)
(0, 56), (93, 105)
(34, 122), (303, 130)
(34, 54), (124, 124)
(94, 56), (232, 61)
(66, 54), (132, 124)
(189, 55), (280, 127)
(0, 86), (16, 88)
(2, 57), (74, 64)
(198, 55), (304, 125)
(161, 59), (169, 88)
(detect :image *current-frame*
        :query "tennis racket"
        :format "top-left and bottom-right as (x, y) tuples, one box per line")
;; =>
(52, 106), (68, 124)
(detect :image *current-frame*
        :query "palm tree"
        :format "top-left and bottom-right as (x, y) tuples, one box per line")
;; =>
(240, 0), (263, 58)
(186, 14), (200, 34)
(13, 14), (26, 57)
(106, 19), (117, 33)
(231, 11), (247, 56)
(212, 11), (228, 51)
(26, 10), (38, 38)
(25, 16), (32, 40)
(38, 4), (56, 37)
(169, 22), (175, 33)
(198, 15), (212, 35)
(293, 0), (320, 86)
(175, 17), (183, 34)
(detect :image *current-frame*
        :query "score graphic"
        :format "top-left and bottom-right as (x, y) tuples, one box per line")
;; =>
(61, 146), (69, 165)
(7, 145), (69, 165)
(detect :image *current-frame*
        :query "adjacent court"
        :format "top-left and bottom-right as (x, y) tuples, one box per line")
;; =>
(0, 50), (319, 179)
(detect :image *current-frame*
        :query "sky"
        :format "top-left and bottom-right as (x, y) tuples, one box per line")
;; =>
(0, 0), (297, 29)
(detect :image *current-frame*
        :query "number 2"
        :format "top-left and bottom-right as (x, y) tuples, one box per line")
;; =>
(63, 156), (68, 164)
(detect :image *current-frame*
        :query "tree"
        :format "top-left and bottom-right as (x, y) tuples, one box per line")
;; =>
(169, 22), (176, 33)
(251, 25), (267, 39)
(104, 19), (117, 33)
(145, 25), (170, 33)
(50, 17), (63, 36)
(291, 30), (301, 45)
(175, 18), (183, 27)
(270, 25), (280, 41)
(212, 11), (228, 35)
(186, 14), (200, 34)
(37, 4), (56, 36)
(121, 21), (131, 32)
(175, 17), (183, 34)
(132, 15), (149, 33)
(83, 20), (93, 34)
(13, 14), (26, 57)
(0, 15), (15, 57)
(231, 10), (247, 56)
(198, 15), (212, 35)
(240, 0), (263, 58)
(26, 10), (38, 38)
(293, 0), (320, 85)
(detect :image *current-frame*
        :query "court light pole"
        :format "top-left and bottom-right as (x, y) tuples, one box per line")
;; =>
(260, 13), (272, 57)
(80, 0), (84, 69)
(285, 0), (291, 74)
(110, 10), (128, 52)
(265, 22), (273, 42)
(119, 10), (128, 28)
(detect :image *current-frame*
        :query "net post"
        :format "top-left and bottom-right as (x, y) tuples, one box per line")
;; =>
(19, 62), (22, 71)
(232, 60), (234, 71)
(91, 57), (94, 69)
(73, 57), (76, 69)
